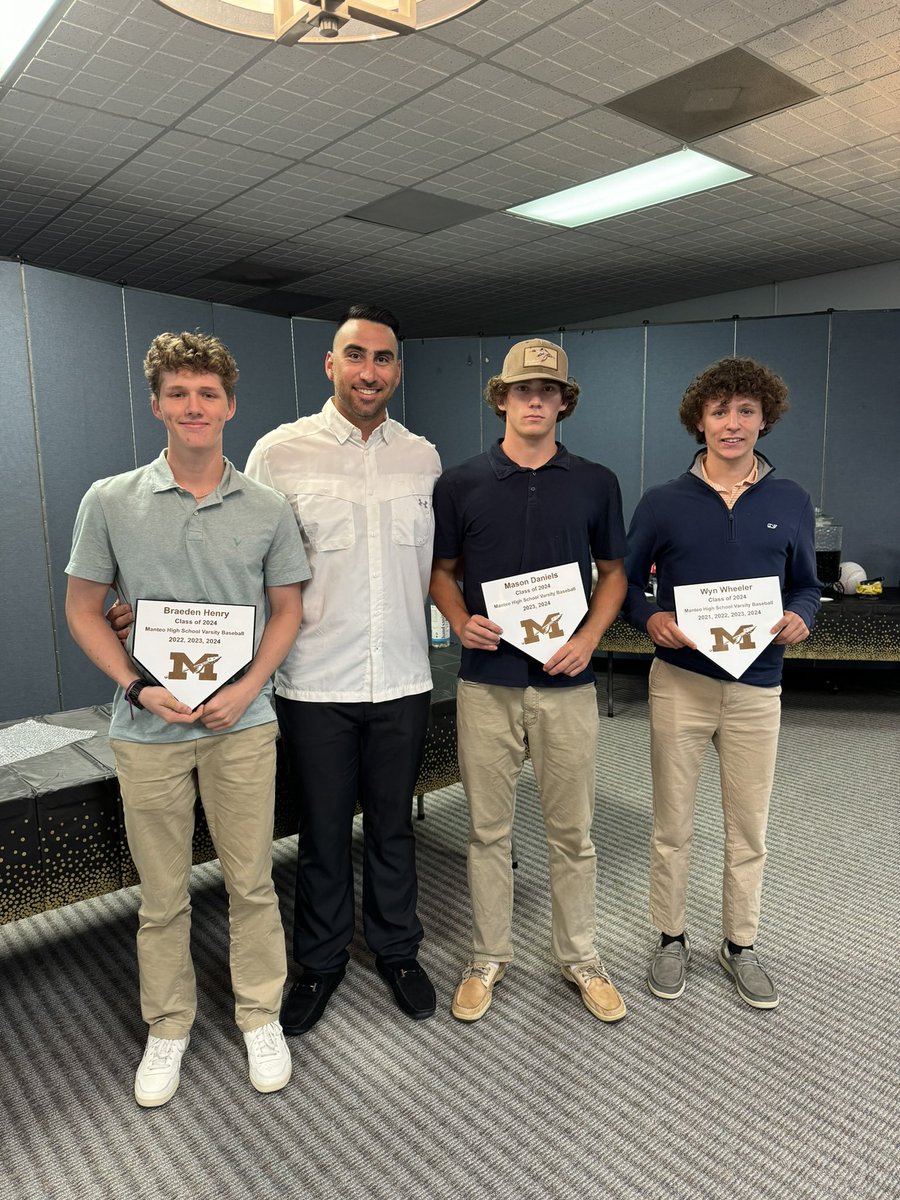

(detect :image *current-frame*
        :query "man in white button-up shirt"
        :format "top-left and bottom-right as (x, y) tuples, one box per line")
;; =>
(245, 305), (442, 1033)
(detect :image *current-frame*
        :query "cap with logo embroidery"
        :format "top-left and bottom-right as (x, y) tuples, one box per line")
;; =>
(499, 338), (569, 385)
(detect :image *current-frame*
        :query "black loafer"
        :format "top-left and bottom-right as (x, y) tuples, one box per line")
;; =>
(375, 957), (436, 1020)
(280, 968), (345, 1035)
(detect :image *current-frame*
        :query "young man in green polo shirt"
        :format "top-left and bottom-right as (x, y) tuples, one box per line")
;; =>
(66, 331), (309, 1106)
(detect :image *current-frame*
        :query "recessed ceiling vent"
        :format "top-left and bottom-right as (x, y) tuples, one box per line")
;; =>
(205, 261), (308, 288)
(605, 47), (818, 141)
(346, 188), (489, 235)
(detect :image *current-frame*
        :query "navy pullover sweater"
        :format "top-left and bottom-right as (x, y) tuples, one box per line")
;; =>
(622, 452), (821, 688)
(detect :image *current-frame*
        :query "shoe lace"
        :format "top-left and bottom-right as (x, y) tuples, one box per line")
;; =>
(246, 1023), (283, 1062)
(734, 949), (768, 981)
(658, 940), (685, 957)
(464, 961), (498, 985)
(572, 960), (612, 986)
(144, 1039), (182, 1073)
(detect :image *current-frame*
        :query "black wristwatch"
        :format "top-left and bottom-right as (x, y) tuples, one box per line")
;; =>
(125, 678), (149, 710)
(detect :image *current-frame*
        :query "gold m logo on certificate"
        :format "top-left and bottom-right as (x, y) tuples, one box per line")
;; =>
(673, 576), (783, 679)
(481, 563), (587, 664)
(131, 600), (256, 709)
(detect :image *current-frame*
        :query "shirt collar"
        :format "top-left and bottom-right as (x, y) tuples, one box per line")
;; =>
(487, 438), (571, 479)
(149, 450), (240, 499)
(690, 449), (774, 484)
(699, 453), (759, 492)
(323, 397), (393, 445)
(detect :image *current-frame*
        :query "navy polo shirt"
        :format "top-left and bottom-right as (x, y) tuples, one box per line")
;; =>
(433, 440), (626, 689)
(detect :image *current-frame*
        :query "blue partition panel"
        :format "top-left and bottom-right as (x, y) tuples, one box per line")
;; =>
(8, 260), (898, 719)
(292, 317), (336, 417)
(644, 322), (736, 490)
(0, 263), (59, 721)
(735, 314), (829, 503)
(825, 311), (900, 586)
(123, 290), (214, 466)
(212, 305), (297, 468)
(402, 337), (483, 468)
(24, 268), (133, 710)
(564, 326), (646, 522)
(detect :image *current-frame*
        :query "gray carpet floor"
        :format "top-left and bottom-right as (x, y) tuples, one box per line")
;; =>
(1, 670), (897, 1200)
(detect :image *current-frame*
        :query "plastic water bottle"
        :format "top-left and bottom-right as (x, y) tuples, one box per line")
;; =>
(430, 604), (450, 647)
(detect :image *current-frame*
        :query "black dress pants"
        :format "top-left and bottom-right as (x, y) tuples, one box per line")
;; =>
(276, 691), (431, 973)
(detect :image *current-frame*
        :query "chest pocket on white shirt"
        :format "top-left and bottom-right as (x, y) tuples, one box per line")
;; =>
(292, 483), (355, 552)
(386, 476), (434, 547)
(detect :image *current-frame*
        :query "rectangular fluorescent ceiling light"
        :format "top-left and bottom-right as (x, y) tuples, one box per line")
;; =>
(507, 148), (751, 229)
(0, 0), (62, 78)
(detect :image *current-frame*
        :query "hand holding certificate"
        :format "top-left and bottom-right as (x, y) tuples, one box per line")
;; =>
(131, 600), (256, 709)
(673, 576), (783, 679)
(481, 563), (587, 665)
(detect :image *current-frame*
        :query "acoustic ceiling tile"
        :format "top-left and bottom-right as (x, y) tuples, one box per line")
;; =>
(424, 0), (574, 49)
(4, 0), (900, 335)
(57, 0), (129, 38)
(855, 6), (900, 38)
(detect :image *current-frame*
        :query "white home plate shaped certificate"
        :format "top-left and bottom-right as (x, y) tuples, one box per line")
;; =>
(482, 562), (587, 664)
(673, 576), (783, 679)
(131, 600), (256, 710)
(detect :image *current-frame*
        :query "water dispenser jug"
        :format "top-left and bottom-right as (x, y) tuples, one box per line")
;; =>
(814, 508), (842, 586)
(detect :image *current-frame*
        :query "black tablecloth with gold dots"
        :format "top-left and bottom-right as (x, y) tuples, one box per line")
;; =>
(4, 597), (896, 927)
(1, 648), (466, 925)
(599, 588), (900, 662)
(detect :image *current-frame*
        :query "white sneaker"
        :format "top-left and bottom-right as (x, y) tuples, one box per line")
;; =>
(244, 1021), (292, 1093)
(134, 1034), (190, 1108)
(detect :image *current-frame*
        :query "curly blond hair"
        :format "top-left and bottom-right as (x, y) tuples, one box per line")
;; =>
(143, 331), (239, 399)
(680, 357), (788, 443)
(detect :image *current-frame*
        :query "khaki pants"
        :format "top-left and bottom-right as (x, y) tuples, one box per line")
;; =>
(456, 680), (600, 965)
(648, 658), (782, 946)
(111, 722), (286, 1038)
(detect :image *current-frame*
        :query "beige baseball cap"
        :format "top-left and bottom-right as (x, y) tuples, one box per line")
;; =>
(499, 338), (569, 384)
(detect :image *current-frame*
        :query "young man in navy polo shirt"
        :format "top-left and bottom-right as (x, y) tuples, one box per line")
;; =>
(430, 338), (628, 1023)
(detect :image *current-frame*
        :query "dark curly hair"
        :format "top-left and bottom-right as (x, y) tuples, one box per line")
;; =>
(680, 357), (789, 443)
(144, 331), (239, 399)
(484, 376), (581, 422)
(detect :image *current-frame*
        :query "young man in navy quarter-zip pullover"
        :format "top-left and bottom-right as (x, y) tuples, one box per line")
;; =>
(622, 357), (820, 1010)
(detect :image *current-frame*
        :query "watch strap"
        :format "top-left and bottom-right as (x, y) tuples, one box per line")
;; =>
(125, 678), (148, 711)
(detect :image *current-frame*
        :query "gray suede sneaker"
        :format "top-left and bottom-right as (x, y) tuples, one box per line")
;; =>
(718, 941), (779, 1009)
(647, 932), (691, 999)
